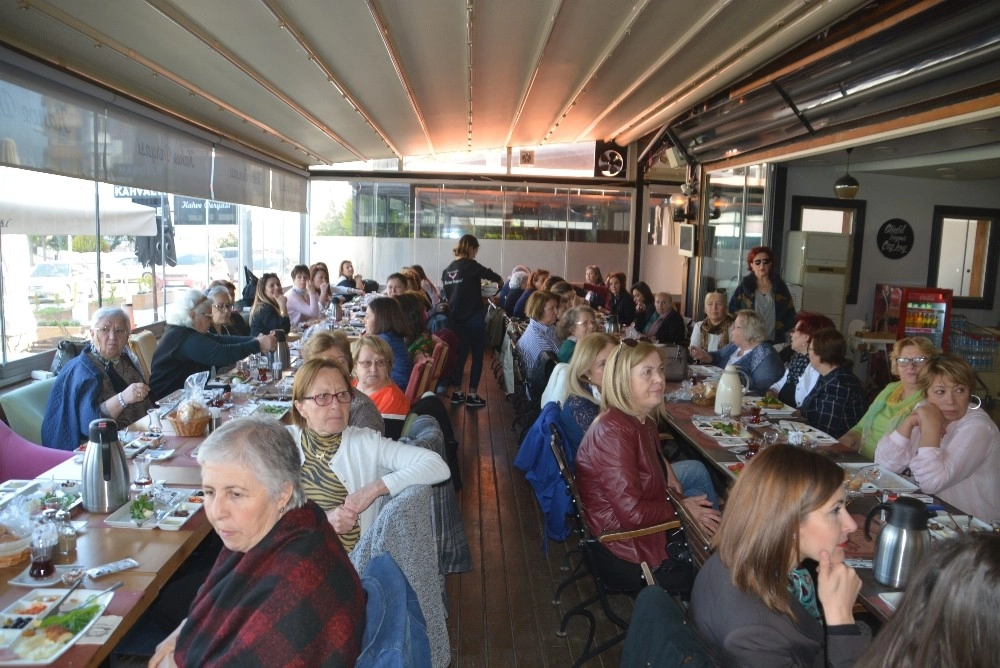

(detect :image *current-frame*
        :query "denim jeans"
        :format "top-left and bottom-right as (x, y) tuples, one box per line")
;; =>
(449, 313), (487, 392)
(673, 459), (719, 509)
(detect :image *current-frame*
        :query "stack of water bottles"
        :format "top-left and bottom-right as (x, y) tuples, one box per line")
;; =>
(949, 315), (1000, 372)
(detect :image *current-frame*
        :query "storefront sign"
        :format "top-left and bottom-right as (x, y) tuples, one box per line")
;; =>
(174, 196), (237, 225)
(877, 218), (913, 259)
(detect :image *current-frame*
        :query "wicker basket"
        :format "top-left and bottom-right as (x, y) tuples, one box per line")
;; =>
(166, 412), (210, 437)
(0, 536), (31, 568)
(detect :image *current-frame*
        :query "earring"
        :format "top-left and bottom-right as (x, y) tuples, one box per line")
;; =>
(970, 395), (983, 410)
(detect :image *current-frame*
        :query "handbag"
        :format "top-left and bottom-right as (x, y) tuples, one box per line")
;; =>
(661, 344), (689, 382)
(50, 339), (88, 375)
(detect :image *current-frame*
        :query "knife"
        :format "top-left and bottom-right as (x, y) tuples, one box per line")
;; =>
(36, 578), (84, 625)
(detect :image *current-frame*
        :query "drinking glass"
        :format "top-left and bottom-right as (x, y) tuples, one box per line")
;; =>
(745, 436), (761, 459)
(146, 409), (162, 435)
(717, 403), (732, 420)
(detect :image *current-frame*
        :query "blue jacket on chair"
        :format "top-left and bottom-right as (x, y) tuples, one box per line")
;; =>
(356, 552), (432, 668)
(514, 401), (573, 543)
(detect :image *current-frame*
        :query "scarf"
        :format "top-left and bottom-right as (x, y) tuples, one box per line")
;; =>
(788, 567), (821, 621)
(299, 429), (360, 551)
(699, 315), (732, 348)
(859, 381), (923, 448)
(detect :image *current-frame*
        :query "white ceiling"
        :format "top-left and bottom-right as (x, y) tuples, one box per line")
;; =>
(0, 0), (873, 171)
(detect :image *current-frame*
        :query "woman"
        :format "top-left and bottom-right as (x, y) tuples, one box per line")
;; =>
(207, 280), (250, 335)
(150, 417), (365, 667)
(499, 268), (529, 315)
(799, 328), (865, 438)
(839, 336), (936, 460)
(351, 335), (410, 416)
(575, 340), (721, 593)
(549, 281), (582, 316)
(512, 268), (550, 319)
(689, 310), (784, 395)
(603, 272), (636, 326)
(645, 292), (686, 345)
(363, 297), (413, 391)
(334, 260), (365, 298)
(150, 289), (276, 398)
(384, 272), (408, 297)
(205, 286), (248, 337)
(875, 354), (1000, 521)
(42, 308), (153, 449)
(856, 533), (1000, 668)
(439, 234), (503, 408)
(583, 264), (608, 312)
(630, 281), (655, 332)
(310, 264), (333, 312)
(517, 290), (560, 385)
(395, 291), (433, 358)
(288, 358), (450, 547)
(301, 330), (384, 433)
(689, 290), (734, 352)
(768, 313), (836, 408)
(728, 246), (796, 344)
(690, 445), (867, 668)
(408, 263), (440, 307)
(285, 264), (327, 326)
(249, 273), (290, 336)
(555, 305), (597, 363)
(558, 332), (616, 452)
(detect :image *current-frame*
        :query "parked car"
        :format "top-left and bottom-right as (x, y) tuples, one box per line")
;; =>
(158, 251), (231, 290)
(104, 256), (153, 286)
(28, 262), (97, 304)
(217, 247), (239, 279)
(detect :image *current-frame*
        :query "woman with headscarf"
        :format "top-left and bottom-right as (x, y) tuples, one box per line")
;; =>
(689, 290), (734, 352)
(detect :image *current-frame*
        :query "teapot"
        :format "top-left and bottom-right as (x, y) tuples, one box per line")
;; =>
(864, 496), (931, 588)
(272, 330), (291, 371)
(604, 314), (620, 334)
(81, 419), (130, 513)
(714, 364), (748, 417)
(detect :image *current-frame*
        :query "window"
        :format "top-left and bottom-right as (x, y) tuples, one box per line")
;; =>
(790, 196), (866, 304)
(928, 206), (1000, 309)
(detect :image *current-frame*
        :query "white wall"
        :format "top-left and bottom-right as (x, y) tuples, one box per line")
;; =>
(783, 167), (1000, 328)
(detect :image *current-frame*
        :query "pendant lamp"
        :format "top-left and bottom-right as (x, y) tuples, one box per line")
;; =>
(834, 148), (860, 199)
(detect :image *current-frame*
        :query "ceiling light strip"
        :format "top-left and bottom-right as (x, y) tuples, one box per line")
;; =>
(365, 0), (435, 155)
(466, 2), (474, 147)
(539, 0), (652, 144)
(257, 0), (401, 160)
(503, 0), (565, 148)
(143, 0), (366, 160)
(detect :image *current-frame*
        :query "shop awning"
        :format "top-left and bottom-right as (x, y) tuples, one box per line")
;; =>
(0, 183), (157, 237)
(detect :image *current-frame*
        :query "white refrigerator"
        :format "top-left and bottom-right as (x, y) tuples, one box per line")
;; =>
(783, 231), (851, 331)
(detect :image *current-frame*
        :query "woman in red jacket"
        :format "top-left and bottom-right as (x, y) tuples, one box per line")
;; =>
(575, 340), (720, 594)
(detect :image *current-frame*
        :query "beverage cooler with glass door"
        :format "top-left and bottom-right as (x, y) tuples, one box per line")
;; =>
(871, 284), (953, 351)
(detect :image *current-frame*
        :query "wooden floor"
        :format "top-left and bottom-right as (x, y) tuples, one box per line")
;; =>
(444, 351), (631, 668)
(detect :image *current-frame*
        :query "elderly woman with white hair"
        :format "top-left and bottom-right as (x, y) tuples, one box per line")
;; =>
(149, 289), (277, 398)
(42, 307), (154, 449)
(690, 309), (784, 395)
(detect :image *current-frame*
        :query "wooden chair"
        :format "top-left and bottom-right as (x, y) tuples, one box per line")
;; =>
(425, 338), (449, 395)
(548, 424), (680, 667)
(658, 452), (713, 569)
(404, 356), (434, 405)
(127, 330), (157, 382)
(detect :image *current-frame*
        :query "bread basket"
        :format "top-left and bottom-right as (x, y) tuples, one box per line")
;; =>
(166, 411), (210, 437)
(0, 535), (30, 568)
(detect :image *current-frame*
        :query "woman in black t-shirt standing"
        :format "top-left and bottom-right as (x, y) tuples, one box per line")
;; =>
(440, 234), (502, 408)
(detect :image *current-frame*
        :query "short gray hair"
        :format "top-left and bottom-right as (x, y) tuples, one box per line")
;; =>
(509, 271), (528, 290)
(197, 416), (306, 509)
(206, 285), (231, 302)
(90, 307), (130, 331)
(557, 305), (595, 340)
(166, 289), (209, 327)
(737, 309), (768, 343)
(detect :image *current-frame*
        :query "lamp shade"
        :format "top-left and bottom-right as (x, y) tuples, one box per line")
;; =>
(834, 174), (860, 199)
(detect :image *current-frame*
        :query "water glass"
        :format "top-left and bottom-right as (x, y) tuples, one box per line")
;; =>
(146, 409), (162, 435)
(717, 403), (732, 420)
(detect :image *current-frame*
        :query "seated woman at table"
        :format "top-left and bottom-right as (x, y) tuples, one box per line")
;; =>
(512, 267), (550, 319)
(42, 307), (154, 449)
(149, 290), (277, 398)
(875, 354), (1000, 521)
(351, 335), (410, 416)
(550, 280), (584, 317)
(150, 416), (365, 667)
(395, 290), (433, 358)
(285, 264), (328, 326)
(839, 336), (937, 460)
(691, 445), (867, 668)
(767, 312), (835, 409)
(301, 330), (384, 433)
(856, 533), (1000, 668)
(689, 310), (784, 395)
(408, 263), (440, 307)
(332, 259), (365, 300)
(575, 340), (721, 594)
(497, 265), (529, 314)
(363, 296), (413, 390)
(207, 280), (250, 335)
(799, 328), (865, 439)
(645, 291), (686, 345)
(517, 290), (561, 388)
(288, 358), (450, 547)
(309, 263), (333, 312)
(205, 286), (249, 338)
(630, 281), (656, 332)
(555, 305), (597, 363)
(689, 290), (734, 352)
(248, 272), (290, 337)
(603, 271), (636, 326)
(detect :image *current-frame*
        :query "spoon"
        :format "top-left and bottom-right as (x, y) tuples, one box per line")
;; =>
(60, 581), (124, 614)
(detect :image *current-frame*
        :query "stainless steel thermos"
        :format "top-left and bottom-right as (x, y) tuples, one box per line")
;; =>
(81, 418), (130, 513)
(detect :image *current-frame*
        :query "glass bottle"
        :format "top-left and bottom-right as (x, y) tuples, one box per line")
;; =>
(56, 510), (76, 556)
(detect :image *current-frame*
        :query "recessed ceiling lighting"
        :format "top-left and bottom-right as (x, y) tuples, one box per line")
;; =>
(872, 146), (896, 153)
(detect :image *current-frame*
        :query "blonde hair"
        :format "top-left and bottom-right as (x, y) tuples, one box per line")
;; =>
(890, 336), (938, 376)
(566, 333), (616, 405)
(918, 353), (976, 393)
(351, 335), (394, 376)
(291, 358), (352, 428)
(301, 330), (353, 372)
(600, 340), (660, 418)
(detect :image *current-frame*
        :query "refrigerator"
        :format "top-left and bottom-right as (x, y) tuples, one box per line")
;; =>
(784, 231), (851, 331)
(871, 284), (953, 351)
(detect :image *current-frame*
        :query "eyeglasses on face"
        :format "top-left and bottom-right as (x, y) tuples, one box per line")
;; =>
(301, 390), (352, 406)
(752, 258), (772, 266)
(896, 356), (928, 367)
(95, 326), (128, 337)
(213, 303), (234, 311)
(357, 358), (388, 369)
(195, 310), (213, 318)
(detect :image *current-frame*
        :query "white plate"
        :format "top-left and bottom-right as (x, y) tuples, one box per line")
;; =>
(0, 588), (115, 663)
(252, 401), (292, 420)
(691, 417), (749, 440)
(689, 364), (721, 377)
(839, 463), (919, 492)
(7, 566), (83, 588)
(927, 514), (992, 540)
(742, 396), (797, 416)
(775, 421), (838, 445)
(878, 592), (903, 612)
(103, 490), (203, 531)
(142, 449), (176, 462)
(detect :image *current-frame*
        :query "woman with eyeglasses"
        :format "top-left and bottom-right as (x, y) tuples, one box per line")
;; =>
(300, 330), (384, 433)
(875, 354), (1000, 521)
(767, 312), (836, 408)
(42, 307), (154, 449)
(205, 285), (248, 337)
(799, 328), (866, 438)
(249, 272), (291, 337)
(363, 297), (413, 391)
(149, 289), (277, 398)
(728, 246), (796, 344)
(839, 336), (937, 459)
(351, 335), (410, 416)
(288, 358), (449, 548)
(556, 305), (597, 363)
(689, 310), (784, 395)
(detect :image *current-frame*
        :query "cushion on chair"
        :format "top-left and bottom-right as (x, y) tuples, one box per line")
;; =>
(0, 377), (57, 445)
(0, 420), (72, 482)
(127, 331), (157, 382)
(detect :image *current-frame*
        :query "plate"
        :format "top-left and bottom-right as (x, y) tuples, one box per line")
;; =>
(691, 417), (749, 440)
(0, 588), (115, 663)
(252, 401), (292, 420)
(7, 566), (84, 589)
(1, 482), (82, 516)
(927, 514), (992, 540)
(878, 592), (903, 612)
(774, 421), (838, 445)
(142, 449), (176, 462)
(726, 462), (746, 477)
(839, 463), (919, 492)
(103, 490), (203, 531)
(742, 396), (797, 416)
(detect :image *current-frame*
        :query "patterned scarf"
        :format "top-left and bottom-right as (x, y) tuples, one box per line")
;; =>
(299, 429), (360, 551)
(699, 314), (733, 348)
(787, 567), (820, 620)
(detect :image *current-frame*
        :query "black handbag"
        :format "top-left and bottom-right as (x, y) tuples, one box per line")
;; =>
(50, 339), (88, 375)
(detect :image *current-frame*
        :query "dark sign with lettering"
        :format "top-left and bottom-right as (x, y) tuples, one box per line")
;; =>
(877, 218), (913, 259)
(173, 196), (237, 225)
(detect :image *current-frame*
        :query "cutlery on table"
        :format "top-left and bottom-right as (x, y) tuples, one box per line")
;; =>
(36, 579), (84, 624)
(60, 581), (124, 614)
